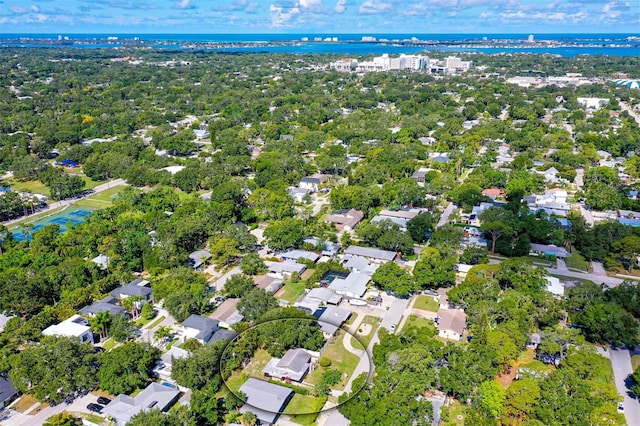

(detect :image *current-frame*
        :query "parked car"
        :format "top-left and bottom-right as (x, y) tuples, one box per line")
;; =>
(87, 403), (103, 413)
(617, 403), (624, 412)
(97, 397), (111, 405)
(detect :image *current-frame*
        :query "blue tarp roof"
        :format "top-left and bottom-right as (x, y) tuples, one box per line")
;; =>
(619, 218), (640, 227)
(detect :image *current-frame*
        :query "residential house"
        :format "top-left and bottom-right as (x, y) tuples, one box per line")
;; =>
(111, 279), (153, 316)
(239, 378), (294, 425)
(324, 209), (365, 231)
(371, 209), (421, 231)
(90, 254), (109, 270)
(430, 152), (450, 163)
(343, 245), (397, 263)
(78, 296), (127, 317)
(193, 129), (210, 139)
(287, 186), (312, 203)
(545, 276), (565, 297)
(299, 174), (329, 192)
(328, 272), (370, 298)
(209, 298), (244, 329)
(102, 382), (181, 426)
(182, 314), (220, 344)
(481, 188), (505, 200)
(314, 306), (351, 336)
(411, 167), (435, 186)
(437, 288), (450, 309)
(42, 314), (94, 344)
(209, 329), (238, 344)
(467, 202), (497, 227)
(526, 189), (571, 217)
(306, 288), (343, 305)
(436, 309), (467, 341)
(188, 250), (212, 270)
(454, 264), (474, 278)
(156, 346), (190, 382)
(343, 255), (379, 275)
(0, 378), (17, 409)
(262, 348), (312, 382)
(267, 261), (307, 279)
(254, 275), (284, 293)
(537, 166), (564, 184)
(280, 250), (320, 264)
(530, 243), (571, 259)
(303, 237), (340, 257)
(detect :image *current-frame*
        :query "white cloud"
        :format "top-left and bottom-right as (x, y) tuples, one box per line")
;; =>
(358, 0), (391, 14)
(335, 0), (346, 13)
(176, 0), (195, 9)
(10, 6), (26, 13)
(30, 5), (41, 12)
(299, 0), (322, 7)
(270, 4), (300, 26)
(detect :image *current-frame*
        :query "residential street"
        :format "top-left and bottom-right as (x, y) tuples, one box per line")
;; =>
(437, 202), (456, 228)
(609, 348), (640, 425)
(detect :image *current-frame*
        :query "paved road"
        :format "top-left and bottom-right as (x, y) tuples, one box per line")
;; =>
(437, 203), (456, 228)
(575, 168), (584, 191)
(619, 100), (640, 125)
(2, 178), (128, 227)
(2, 392), (101, 426)
(210, 265), (242, 292)
(609, 348), (640, 425)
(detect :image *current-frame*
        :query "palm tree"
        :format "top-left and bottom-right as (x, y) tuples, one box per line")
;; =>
(89, 311), (112, 342)
(154, 326), (173, 346)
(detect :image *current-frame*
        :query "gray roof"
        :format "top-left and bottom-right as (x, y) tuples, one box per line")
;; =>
(182, 314), (219, 341)
(209, 329), (238, 344)
(530, 243), (571, 258)
(344, 245), (396, 261)
(0, 377), (17, 404)
(78, 296), (126, 317)
(307, 287), (343, 304)
(102, 382), (180, 426)
(281, 250), (320, 263)
(277, 348), (311, 372)
(189, 250), (212, 269)
(160, 346), (190, 365)
(268, 261), (307, 274)
(328, 272), (369, 297)
(300, 177), (321, 185)
(239, 378), (294, 424)
(111, 282), (152, 298)
(315, 306), (351, 334)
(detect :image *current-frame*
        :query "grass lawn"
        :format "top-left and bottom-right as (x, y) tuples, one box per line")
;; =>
(632, 355), (640, 371)
(442, 401), (466, 426)
(29, 402), (49, 415)
(12, 395), (39, 413)
(90, 186), (125, 202)
(8, 179), (51, 197)
(356, 315), (381, 348)
(102, 338), (117, 351)
(82, 413), (107, 424)
(413, 295), (439, 312)
(565, 249), (590, 272)
(243, 349), (273, 378)
(73, 198), (113, 210)
(80, 175), (104, 190)
(517, 347), (536, 364)
(588, 344), (615, 385)
(314, 332), (360, 391)
(277, 280), (308, 304)
(405, 315), (435, 331)
(283, 393), (327, 425)
(550, 274), (594, 286)
(224, 371), (249, 394)
(139, 315), (166, 329)
(527, 255), (556, 267)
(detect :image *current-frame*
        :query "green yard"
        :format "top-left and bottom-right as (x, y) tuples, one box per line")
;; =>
(313, 332), (361, 391)
(565, 249), (590, 272)
(632, 355), (640, 371)
(405, 315), (435, 331)
(243, 349), (273, 378)
(7, 179), (51, 197)
(89, 185), (125, 202)
(102, 338), (117, 351)
(283, 393), (327, 425)
(413, 295), (439, 312)
(223, 371), (249, 394)
(277, 280), (308, 304)
(356, 315), (381, 348)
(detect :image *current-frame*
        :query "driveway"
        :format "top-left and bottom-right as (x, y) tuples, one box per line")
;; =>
(2, 392), (102, 426)
(210, 265), (242, 292)
(436, 203), (456, 228)
(609, 348), (640, 425)
(343, 297), (409, 394)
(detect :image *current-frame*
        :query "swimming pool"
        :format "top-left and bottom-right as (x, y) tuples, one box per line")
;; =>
(12, 208), (95, 241)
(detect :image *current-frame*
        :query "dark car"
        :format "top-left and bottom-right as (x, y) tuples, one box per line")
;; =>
(87, 403), (103, 413)
(97, 397), (111, 405)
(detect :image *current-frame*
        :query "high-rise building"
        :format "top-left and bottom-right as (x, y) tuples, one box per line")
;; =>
(528, 34), (534, 43)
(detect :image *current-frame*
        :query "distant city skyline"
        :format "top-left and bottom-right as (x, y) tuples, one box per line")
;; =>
(0, 0), (638, 34)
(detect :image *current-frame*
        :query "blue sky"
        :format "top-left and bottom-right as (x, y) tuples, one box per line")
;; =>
(0, 0), (638, 34)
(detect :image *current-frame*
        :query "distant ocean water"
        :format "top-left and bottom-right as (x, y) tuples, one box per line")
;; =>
(2, 33), (639, 57)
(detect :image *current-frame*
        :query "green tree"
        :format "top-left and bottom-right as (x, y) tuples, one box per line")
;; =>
(127, 409), (182, 426)
(89, 310), (112, 342)
(98, 341), (160, 395)
(406, 212), (433, 243)
(108, 313), (135, 342)
(240, 252), (267, 275)
(612, 235), (640, 273)
(477, 380), (506, 418)
(8, 336), (100, 403)
(503, 378), (540, 423)
(237, 288), (278, 322)
(413, 247), (456, 290)
(371, 261), (418, 297)
(481, 221), (513, 255)
(43, 412), (83, 426)
(224, 274), (256, 298)
(263, 218), (305, 250)
(460, 246), (489, 265)
(172, 340), (227, 390)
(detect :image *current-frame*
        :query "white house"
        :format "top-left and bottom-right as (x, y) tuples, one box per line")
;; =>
(328, 272), (370, 298)
(42, 314), (94, 344)
(545, 276), (565, 297)
(437, 309), (466, 341)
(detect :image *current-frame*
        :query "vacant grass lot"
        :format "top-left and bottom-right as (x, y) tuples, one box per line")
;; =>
(565, 249), (590, 271)
(413, 295), (439, 312)
(283, 393), (327, 425)
(405, 314), (435, 331)
(356, 315), (381, 348)
(277, 280), (307, 304)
